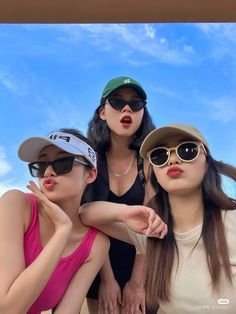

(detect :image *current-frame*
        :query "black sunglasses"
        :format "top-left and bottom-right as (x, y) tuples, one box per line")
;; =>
(28, 156), (90, 178)
(147, 141), (207, 167)
(106, 97), (146, 112)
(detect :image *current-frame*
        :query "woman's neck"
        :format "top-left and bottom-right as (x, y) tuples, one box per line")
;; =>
(169, 191), (204, 233)
(109, 133), (134, 157)
(51, 197), (84, 231)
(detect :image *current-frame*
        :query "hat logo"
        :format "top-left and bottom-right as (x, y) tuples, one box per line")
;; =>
(49, 134), (70, 142)
(88, 147), (96, 162)
(124, 79), (131, 84)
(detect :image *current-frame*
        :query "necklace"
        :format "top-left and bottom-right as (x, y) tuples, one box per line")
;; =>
(106, 152), (136, 177)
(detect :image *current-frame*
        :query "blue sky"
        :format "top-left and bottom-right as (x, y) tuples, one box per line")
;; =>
(0, 23), (235, 196)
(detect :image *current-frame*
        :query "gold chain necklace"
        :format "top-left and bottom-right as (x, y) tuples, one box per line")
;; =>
(106, 152), (136, 177)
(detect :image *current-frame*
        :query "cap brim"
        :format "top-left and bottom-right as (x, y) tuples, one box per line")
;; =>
(140, 126), (206, 158)
(18, 137), (80, 162)
(102, 83), (147, 101)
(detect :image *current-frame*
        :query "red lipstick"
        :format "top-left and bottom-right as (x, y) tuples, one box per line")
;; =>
(43, 179), (56, 190)
(167, 166), (183, 178)
(120, 115), (132, 127)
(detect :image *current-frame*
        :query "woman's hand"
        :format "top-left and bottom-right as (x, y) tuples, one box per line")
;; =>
(98, 278), (121, 314)
(121, 205), (167, 239)
(27, 180), (72, 232)
(121, 280), (145, 314)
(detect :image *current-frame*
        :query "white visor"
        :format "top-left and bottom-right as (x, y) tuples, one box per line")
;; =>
(18, 131), (97, 168)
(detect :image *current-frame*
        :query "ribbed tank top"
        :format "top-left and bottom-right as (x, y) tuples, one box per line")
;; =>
(24, 193), (97, 314)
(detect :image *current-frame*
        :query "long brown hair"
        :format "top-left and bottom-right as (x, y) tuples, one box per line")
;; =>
(145, 155), (236, 310)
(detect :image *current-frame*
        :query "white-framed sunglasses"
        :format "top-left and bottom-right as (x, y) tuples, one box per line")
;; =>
(147, 141), (207, 167)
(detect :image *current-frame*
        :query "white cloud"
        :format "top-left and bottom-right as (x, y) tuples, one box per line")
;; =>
(11, 24), (197, 66)
(207, 98), (236, 124)
(0, 146), (11, 176)
(160, 37), (167, 45)
(193, 23), (236, 62)
(195, 23), (236, 43)
(58, 24), (194, 65)
(0, 68), (27, 95)
(145, 24), (155, 39)
(14, 24), (236, 66)
(194, 23), (223, 34)
(183, 45), (194, 54)
(38, 101), (89, 135)
(152, 86), (184, 100)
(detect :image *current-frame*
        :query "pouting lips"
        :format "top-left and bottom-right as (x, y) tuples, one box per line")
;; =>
(43, 179), (56, 189)
(43, 179), (55, 185)
(167, 167), (183, 178)
(120, 116), (132, 124)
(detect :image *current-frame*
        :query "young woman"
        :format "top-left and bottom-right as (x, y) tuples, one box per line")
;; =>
(80, 123), (236, 314)
(0, 129), (110, 314)
(84, 76), (156, 313)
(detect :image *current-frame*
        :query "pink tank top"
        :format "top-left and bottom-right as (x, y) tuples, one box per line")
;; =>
(24, 194), (98, 314)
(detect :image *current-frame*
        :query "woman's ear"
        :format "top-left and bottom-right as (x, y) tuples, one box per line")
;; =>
(85, 167), (97, 184)
(99, 106), (106, 121)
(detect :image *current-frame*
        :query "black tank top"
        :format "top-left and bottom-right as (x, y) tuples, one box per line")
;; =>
(83, 153), (145, 298)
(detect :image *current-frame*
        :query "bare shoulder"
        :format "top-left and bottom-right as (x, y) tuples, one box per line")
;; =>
(1, 189), (28, 206)
(0, 189), (31, 220)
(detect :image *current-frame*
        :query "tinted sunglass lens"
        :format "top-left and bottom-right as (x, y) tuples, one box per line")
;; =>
(53, 157), (74, 175)
(108, 98), (124, 111)
(178, 143), (199, 161)
(130, 101), (145, 112)
(150, 148), (168, 166)
(28, 157), (75, 178)
(108, 98), (145, 112)
(28, 162), (47, 178)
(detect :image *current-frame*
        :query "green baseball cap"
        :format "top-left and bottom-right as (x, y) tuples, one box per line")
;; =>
(140, 123), (209, 159)
(101, 76), (147, 102)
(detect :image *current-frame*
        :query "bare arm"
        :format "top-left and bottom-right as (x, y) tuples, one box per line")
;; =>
(0, 188), (72, 313)
(129, 254), (145, 290)
(97, 257), (122, 314)
(80, 201), (167, 242)
(122, 254), (146, 313)
(54, 232), (110, 313)
(80, 202), (134, 243)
